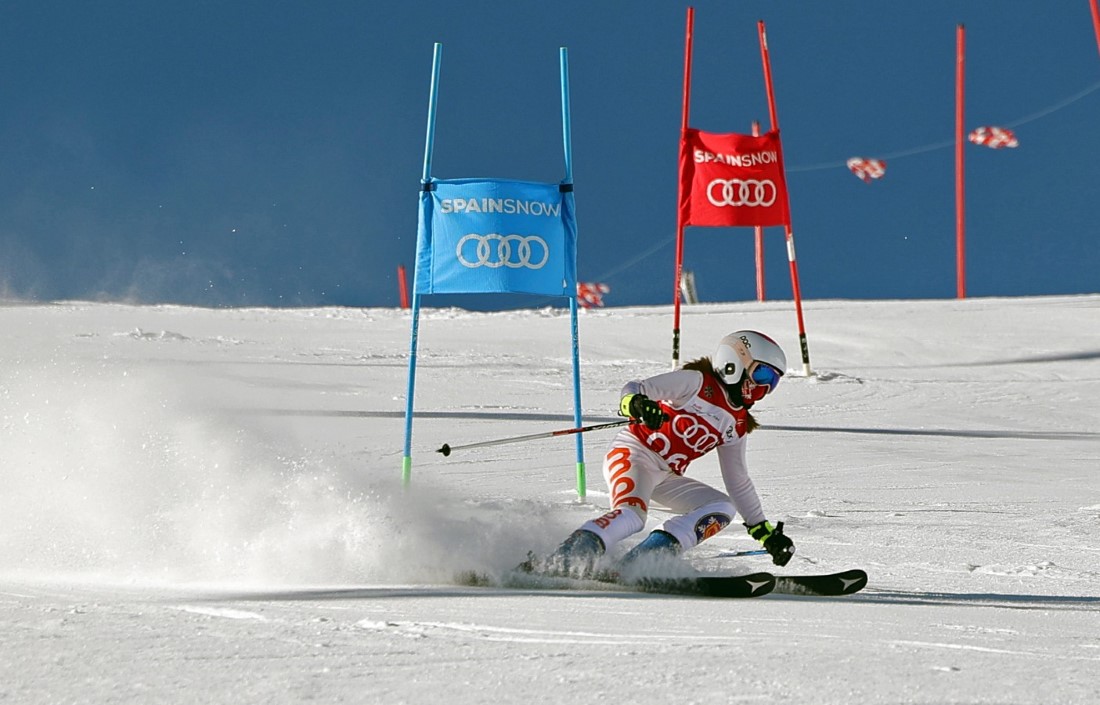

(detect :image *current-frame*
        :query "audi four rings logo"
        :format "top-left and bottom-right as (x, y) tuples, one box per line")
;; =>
(456, 233), (550, 269)
(672, 416), (720, 454)
(706, 178), (777, 207)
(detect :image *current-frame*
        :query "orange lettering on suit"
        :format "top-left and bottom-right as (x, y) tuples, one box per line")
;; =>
(606, 446), (647, 513)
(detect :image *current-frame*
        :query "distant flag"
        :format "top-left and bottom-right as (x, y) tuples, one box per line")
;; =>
(846, 157), (887, 183)
(968, 126), (1019, 149)
(576, 282), (610, 308)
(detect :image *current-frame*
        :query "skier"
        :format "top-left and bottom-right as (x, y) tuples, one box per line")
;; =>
(525, 330), (795, 579)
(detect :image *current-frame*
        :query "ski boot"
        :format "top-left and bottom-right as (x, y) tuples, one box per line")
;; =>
(616, 530), (682, 580)
(517, 529), (606, 580)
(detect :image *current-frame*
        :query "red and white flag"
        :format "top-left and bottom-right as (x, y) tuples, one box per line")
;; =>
(846, 157), (887, 183)
(968, 126), (1019, 149)
(576, 282), (610, 308)
(678, 129), (791, 227)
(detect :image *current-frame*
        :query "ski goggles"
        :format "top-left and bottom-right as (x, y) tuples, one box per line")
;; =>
(747, 361), (783, 392)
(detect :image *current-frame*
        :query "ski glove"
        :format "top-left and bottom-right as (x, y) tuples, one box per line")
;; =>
(619, 393), (668, 430)
(745, 520), (795, 567)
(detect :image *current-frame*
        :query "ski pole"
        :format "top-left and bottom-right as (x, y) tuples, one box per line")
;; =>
(713, 549), (769, 558)
(437, 419), (634, 457)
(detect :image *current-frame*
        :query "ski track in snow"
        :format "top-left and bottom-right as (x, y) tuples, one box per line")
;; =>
(2, 296), (1099, 704)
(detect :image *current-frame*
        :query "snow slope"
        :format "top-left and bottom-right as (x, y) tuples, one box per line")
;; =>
(2, 295), (1098, 704)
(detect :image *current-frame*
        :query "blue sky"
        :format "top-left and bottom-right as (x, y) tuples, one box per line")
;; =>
(2, 1), (1097, 309)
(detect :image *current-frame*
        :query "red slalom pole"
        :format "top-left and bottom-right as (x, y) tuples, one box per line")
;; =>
(752, 120), (766, 302)
(672, 6), (695, 369)
(1090, 0), (1100, 59)
(397, 264), (410, 309)
(758, 20), (812, 376)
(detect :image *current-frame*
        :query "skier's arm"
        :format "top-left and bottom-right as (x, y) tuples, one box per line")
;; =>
(719, 441), (795, 566)
(620, 369), (703, 409)
(716, 441), (765, 527)
(618, 370), (703, 429)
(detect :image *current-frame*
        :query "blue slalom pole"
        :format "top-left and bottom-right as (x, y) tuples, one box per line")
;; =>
(560, 47), (586, 501)
(402, 42), (443, 486)
(560, 48), (574, 178)
(402, 293), (422, 485)
(421, 43), (442, 185)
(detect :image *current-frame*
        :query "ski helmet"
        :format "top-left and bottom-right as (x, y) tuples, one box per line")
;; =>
(713, 330), (787, 386)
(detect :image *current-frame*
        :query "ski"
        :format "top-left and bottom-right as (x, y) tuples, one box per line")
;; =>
(455, 568), (776, 597)
(456, 568), (866, 598)
(773, 569), (868, 596)
(625, 569), (868, 598)
(628, 571), (777, 598)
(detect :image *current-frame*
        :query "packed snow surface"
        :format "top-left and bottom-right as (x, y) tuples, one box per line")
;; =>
(2, 295), (1098, 704)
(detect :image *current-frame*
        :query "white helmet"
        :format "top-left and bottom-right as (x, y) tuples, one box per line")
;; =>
(713, 330), (787, 386)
